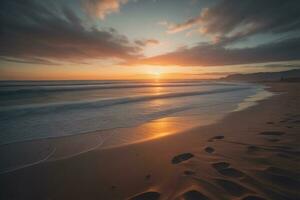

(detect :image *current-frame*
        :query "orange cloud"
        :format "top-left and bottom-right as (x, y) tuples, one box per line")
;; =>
(84, 0), (128, 19)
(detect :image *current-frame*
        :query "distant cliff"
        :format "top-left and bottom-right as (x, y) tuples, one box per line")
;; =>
(222, 69), (300, 82)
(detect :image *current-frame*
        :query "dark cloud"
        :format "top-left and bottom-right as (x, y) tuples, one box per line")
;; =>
(145, 0), (300, 66)
(261, 63), (300, 68)
(0, 57), (59, 65)
(1, 0), (300, 67)
(201, 0), (300, 36)
(134, 39), (159, 47)
(193, 72), (234, 76)
(166, 0), (300, 44)
(137, 37), (300, 66)
(0, 0), (141, 64)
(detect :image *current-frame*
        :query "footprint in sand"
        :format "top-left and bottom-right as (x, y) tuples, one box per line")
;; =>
(214, 179), (249, 197)
(204, 146), (215, 153)
(171, 153), (194, 164)
(259, 131), (285, 136)
(129, 191), (160, 200)
(184, 170), (196, 176)
(269, 145), (300, 156)
(259, 131), (285, 143)
(208, 135), (224, 142)
(265, 166), (300, 177)
(242, 195), (267, 200)
(182, 190), (210, 200)
(145, 174), (151, 180)
(212, 162), (244, 178)
(256, 167), (300, 189)
(212, 162), (230, 170)
(218, 168), (245, 178)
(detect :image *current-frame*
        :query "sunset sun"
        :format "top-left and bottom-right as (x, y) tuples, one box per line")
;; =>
(151, 70), (162, 78)
(147, 67), (165, 79)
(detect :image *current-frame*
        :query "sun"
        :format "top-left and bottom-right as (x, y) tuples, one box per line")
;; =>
(143, 66), (168, 80)
(148, 69), (163, 78)
(153, 71), (161, 77)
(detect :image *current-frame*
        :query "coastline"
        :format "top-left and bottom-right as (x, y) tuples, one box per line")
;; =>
(1, 82), (300, 200)
(0, 82), (270, 173)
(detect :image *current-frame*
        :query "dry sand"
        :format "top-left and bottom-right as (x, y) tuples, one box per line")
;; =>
(0, 82), (299, 200)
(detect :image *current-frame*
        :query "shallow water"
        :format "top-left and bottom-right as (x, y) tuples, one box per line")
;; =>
(0, 80), (272, 145)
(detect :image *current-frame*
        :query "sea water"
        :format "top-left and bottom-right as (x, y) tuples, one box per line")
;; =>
(0, 80), (272, 145)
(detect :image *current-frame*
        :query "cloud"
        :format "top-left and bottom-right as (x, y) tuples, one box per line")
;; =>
(134, 37), (300, 66)
(2, 0), (300, 68)
(193, 72), (234, 76)
(134, 39), (159, 47)
(164, 0), (300, 43)
(0, 0), (142, 65)
(148, 0), (300, 67)
(162, 16), (202, 34)
(83, 0), (128, 19)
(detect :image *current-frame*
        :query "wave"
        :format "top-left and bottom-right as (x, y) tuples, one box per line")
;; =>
(0, 81), (237, 95)
(0, 86), (250, 120)
(0, 105), (197, 146)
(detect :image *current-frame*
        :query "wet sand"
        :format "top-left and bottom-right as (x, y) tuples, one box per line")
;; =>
(0, 82), (300, 200)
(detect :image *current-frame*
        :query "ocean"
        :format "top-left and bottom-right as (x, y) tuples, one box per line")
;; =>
(0, 80), (273, 145)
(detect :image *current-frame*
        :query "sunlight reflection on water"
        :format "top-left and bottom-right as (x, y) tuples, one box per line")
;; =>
(0, 82), (275, 174)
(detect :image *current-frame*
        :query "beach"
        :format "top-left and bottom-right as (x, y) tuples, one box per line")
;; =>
(1, 0), (300, 199)
(0, 82), (300, 200)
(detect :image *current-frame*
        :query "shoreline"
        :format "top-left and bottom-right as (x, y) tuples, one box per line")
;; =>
(1, 82), (299, 200)
(0, 81), (259, 146)
(0, 82), (272, 174)
(0, 82), (269, 148)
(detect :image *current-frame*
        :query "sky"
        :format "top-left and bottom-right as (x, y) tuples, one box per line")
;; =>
(1, 0), (300, 80)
